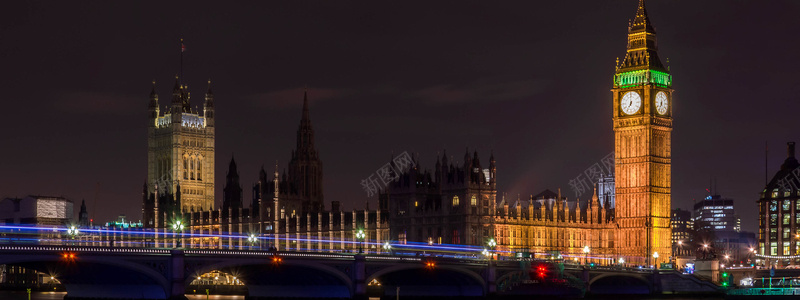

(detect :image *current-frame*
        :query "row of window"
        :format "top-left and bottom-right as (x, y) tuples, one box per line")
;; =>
(769, 199), (800, 212)
(183, 156), (203, 180)
(767, 213), (800, 226)
(767, 241), (800, 256)
(452, 195), (479, 206)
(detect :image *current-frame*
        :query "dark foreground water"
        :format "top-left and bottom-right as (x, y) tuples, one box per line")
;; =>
(0, 291), (725, 300)
(0, 292), (246, 300)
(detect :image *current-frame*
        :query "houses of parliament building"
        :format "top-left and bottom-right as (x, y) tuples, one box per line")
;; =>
(140, 0), (673, 265)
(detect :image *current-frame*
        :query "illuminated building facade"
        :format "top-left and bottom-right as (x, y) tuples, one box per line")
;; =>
(612, 0), (673, 264)
(142, 91), (388, 252)
(146, 76), (215, 217)
(758, 142), (800, 262)
(0, 196), (74, 226)
(382, 154), (617, 261)
(671, 208), (692, 256)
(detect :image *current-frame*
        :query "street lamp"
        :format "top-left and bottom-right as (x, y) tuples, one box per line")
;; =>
(482, 248), (490, 258)
(653, 252), (659, 269)
(383, 242), (392, 254)
(618, 257), (625, 266)
(356, 229), (366, 254)
(171, 220), (184, 248)
(487, 238), (497, 260)
(247, 234), (258, 250)
(583, 246), (590, 266)
(66, 226), (79, 246)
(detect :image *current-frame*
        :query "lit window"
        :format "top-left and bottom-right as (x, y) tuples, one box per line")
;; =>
(784, 200), (791, 211)
(471, 195), (477, 206)
(784, 214), (791, 225)
(453, 196), (460, 206)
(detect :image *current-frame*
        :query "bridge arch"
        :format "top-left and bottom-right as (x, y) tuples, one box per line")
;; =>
(589, 273), (650, 294)
(0, 255), (171, 299)
(188, 258), (353, 298)
(367, 264), (486, 297)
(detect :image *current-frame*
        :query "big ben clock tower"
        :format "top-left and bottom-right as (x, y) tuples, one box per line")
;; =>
(613, 0), (673, 265)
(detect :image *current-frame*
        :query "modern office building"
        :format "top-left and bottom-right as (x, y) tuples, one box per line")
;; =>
(671, 208), (693, 256)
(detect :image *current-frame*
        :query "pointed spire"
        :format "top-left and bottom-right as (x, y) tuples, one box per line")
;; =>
(631, 0), (654, 34)
(228, 155), (238, 175)
(295, 91), (316, 153)
(616, 0), (666, 74)
(172, 75), (181, 93)
(150, 80), (157, 98)
(302, 90), (310, 121)
(206, 79), (213, 96)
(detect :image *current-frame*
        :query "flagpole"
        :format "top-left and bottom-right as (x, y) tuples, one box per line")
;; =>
(180, 38), (184, 85)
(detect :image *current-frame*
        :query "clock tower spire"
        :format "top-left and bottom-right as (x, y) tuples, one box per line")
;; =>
(613, 0), (673, 266)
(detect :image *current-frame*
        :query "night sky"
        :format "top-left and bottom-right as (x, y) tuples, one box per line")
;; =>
(2, 1), (799, 232)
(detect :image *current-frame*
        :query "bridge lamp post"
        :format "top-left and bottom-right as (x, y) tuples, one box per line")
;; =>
(67, 226), (79, 246)
(248, 234), (258, 250)
(583, 246), (590, 266)
(172, 221), (184, 248)
(618, 257), (625, 267)
(653, 252), (659, 269)
(383, 242), (392, 254)
(356, 229), (366, 254)
(482, 248), (490, 259)
(488, 238), (497, 260)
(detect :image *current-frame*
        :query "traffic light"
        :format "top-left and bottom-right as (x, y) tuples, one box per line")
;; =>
(721, 272), (729, 287)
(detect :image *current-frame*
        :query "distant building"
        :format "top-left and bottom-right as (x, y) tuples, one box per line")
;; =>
(0, 196), (73, 225)
(78, 199), (89, 227)
(0, 196), (71, 290)
(758, 142), (800, 264)
(597, 174), (615, 222)
(693, 194), (755, 263)
(671, 208), (693, 256)
(693, 195), (736, 232)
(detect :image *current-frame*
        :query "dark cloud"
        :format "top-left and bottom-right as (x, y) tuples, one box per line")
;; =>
(51, 91), (140, 115)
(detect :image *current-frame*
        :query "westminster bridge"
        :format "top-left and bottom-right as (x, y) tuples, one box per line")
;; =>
(0, 245), (729, 299)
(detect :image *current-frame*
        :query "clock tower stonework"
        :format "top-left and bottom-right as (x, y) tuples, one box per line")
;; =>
(612, 0), (673, 265)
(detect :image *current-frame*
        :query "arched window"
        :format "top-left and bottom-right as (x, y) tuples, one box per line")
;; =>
(452, 196), (460, 206)
(471, 195), (477, 206)
(190, 158), (195, 180)
(183, 157), (188, 179)
(197, 157), (202, 181)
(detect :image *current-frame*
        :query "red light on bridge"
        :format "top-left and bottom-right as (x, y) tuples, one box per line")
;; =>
(61, 252), (76, 261)
(271, 256), (282, 264)
(424, 261), (436, 268)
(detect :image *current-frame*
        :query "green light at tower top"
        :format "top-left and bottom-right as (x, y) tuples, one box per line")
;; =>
(614, 69), (671, 89)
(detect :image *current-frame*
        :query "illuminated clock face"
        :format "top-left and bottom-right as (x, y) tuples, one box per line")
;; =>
(655, 91), (668, 115)
(620, 91), (642, 115)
